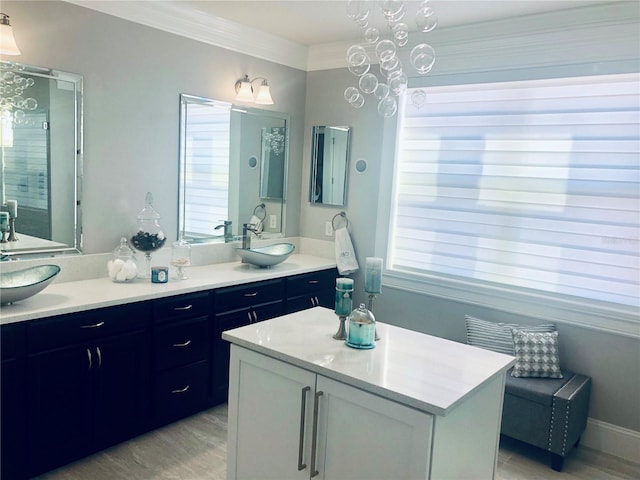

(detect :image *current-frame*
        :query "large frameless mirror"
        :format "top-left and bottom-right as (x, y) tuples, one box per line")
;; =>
(178, 94), (289, 243)
(0, 61), (83, 256)
(309, 125), (351, 207)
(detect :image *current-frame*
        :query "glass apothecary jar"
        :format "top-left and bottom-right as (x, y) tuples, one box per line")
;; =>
(131, 192), (166, 278)
(347, 303), (376, 348)
(107, 237), (138, 282)
(171, 236), (191, 280)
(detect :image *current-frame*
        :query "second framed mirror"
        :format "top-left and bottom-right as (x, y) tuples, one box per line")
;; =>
(309, 126), (351, 206)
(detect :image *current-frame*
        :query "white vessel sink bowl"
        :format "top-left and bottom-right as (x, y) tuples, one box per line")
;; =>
(236, 243), (295, 268)
(0, 264), (61, 305)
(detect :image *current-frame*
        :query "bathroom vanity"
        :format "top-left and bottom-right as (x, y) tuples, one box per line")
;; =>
(223, 307), (515, 480)
(0, 254), (337, 479)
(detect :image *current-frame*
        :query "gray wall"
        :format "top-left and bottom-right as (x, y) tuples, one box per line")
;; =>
(5, 0), (305, 253)
(301, 5), (640, 434)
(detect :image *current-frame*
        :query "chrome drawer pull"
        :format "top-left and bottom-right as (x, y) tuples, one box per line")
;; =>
(87, 348), (92, 370)
(308, 280), (319, 284)
(298, 386), (311, 471)
(80, 321), (105, 329)
(243, 292), (258, 297)
(174, 304), (193, 311)
(171, 385), (190, 394)
(173, 340), (192, 348)
(96, 346), (102, 368)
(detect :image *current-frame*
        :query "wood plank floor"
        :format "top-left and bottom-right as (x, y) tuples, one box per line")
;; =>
(35, 404), (639, 480)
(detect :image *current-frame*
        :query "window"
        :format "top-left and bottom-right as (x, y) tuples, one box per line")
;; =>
(387, 73), (639, 326)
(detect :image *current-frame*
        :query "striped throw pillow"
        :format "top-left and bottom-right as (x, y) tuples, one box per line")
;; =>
(465, 315), (556, 356)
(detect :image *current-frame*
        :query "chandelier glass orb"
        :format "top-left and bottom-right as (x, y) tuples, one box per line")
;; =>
(344, 0), (437, 117)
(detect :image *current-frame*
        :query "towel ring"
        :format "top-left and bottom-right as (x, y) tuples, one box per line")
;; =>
(332, 211), (349, 230)
(253, 203), (267, 222)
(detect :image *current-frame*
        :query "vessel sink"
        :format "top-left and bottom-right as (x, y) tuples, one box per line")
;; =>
(236, 243), (295, 268)
(0, 264), (61, 305)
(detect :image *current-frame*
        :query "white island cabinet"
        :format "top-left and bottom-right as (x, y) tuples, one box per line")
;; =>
(223, 307), (515, 480)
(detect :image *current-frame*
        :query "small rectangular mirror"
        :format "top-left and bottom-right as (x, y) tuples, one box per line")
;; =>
(309, 126), (351, 206)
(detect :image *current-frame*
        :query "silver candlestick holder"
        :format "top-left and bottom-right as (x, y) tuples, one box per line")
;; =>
(367, 293), (381, 341)
(333, 314), (348, 340)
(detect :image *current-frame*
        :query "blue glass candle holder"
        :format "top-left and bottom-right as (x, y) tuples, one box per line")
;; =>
(333, 278), (353, 340)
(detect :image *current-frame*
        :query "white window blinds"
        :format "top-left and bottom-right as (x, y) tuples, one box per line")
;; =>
(182, 102), (230, 237)
(390, 73), (640, 308)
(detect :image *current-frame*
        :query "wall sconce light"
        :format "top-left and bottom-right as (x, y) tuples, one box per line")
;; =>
(0, 13), (21, 56)
(234, 75), (274, 105)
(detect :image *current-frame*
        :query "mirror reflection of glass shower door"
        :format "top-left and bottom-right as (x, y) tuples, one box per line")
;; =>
(1, 112), (51, 239)
(322, 128), (348, 205)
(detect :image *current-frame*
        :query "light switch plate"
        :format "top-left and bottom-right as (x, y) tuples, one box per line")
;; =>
(269, 215), (277, 229)
(325, 221), (333, 236)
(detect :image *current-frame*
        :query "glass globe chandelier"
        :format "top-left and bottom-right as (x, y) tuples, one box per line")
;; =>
(344, 0), (437, 117)
(0, 62), (38, 127)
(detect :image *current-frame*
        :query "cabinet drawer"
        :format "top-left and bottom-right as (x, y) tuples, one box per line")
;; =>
(27, 302), (151, 353)
(214, 279), (284, 312)
(286, 269), (337, 297)
(155, 316), (209, 371)
(153, 292), (210, 324)
(155, 360), (210, 423)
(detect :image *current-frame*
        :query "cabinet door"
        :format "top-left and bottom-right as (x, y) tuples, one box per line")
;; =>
(1, 323), (26, 480)
(228, 346), (315, 480)
(213, 302), (283, 403)
(94, 329), (150, 449)
(27, 345), (93, 477)
(315, 375), (433, 480)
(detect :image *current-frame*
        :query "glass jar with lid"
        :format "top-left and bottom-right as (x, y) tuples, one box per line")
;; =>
(131, 192), (166, 278)
(107, 237), (138, 282)
(171, 235), (191, 280)
(347, 303), (376, 348)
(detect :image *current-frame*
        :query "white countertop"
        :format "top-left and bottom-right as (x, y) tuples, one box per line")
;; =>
(0, 254), (336, 325)
(222, 306), (515, 417)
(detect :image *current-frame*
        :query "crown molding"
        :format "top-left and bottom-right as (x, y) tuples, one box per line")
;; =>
(64, 0), (309, 71)
(63, 1), (637, 74)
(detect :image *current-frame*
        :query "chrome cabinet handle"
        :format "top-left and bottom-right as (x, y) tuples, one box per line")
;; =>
(80, 321), (105, 329)
(314, 296), (319, 305)
(171, 385), (190, 394)
(247, 311), (253, 323)
(174, 304), (193, 311)
(243, 292), (258, 297)
(310, 390), (323, 478)
(308, 280), (319, 284)
(96, 346), (102, 368)
(252, 311), (258, 323)
(173, 340), (192, 347)
(87, 348), (92, 371)
(298, 386), (311, 471)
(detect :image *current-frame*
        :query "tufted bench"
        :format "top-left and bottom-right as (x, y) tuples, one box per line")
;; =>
(464, 315), (592, 471)
(501, 368), (592, 471)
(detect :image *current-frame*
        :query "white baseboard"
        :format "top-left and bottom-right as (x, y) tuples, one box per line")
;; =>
(582, 418), (640, 464)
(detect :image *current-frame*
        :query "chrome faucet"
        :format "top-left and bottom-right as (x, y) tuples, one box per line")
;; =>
(242, 223), (258, 249)
(214, 220), (233, 242)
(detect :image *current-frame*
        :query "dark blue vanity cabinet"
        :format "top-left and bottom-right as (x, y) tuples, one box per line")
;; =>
(152, 291), (212, 426)
(212, 278), (285, 404)
(0, 266), (337, 478)
(25, 302), (152, 478)
(1, 322), (27, 480)
(284, 268), (337, 314)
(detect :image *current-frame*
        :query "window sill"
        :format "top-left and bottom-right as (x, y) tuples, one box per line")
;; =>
(383, 269), (640, 339)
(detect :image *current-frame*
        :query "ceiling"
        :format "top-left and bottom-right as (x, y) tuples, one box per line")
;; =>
(180, 0), (612, 47)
